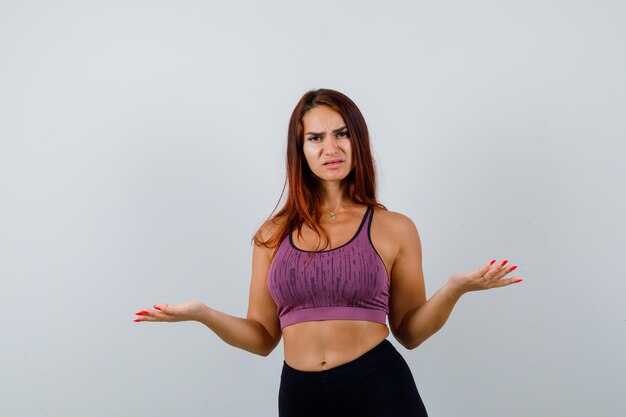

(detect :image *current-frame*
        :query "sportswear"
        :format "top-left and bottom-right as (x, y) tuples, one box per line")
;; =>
(267, 206), (390, 329)
(278, 338), (429, 416)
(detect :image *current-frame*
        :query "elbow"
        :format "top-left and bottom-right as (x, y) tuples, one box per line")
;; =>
(397, 337), (421, 351)
(257, 336), (281, 357)
(248, 319), (281, 357)
(247, 344), (269, 356)
(395, 325), (424, 351)
(397, 328), (427, 350)
(405, 340), (423, 350)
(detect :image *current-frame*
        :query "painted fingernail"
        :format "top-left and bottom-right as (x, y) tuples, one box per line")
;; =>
(509, 265), (517, 271)
(490, 259), (496, 265)
(135, 310), (148, 315)
(514, 278), (523, 283)
(153, 305), (161, 310)
(501, 259), (508, 266)
(133, 318), (141, 322)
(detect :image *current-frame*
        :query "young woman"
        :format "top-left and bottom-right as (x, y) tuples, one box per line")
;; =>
(133, 88), (522, 416)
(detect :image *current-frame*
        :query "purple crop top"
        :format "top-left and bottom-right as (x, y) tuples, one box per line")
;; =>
(267, 206), (390, 329)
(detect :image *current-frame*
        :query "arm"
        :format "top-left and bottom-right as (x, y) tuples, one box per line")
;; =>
(133, 226), (283, 357)
(388, 216), (521, 350)
(395, 280), (463, 350)
(197, 235), (282, 356)
(196, 304), (279, 357)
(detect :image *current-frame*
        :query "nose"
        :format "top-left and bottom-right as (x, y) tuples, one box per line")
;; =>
(323, 137), (340, 155)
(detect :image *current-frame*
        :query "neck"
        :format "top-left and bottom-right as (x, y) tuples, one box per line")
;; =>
(322, 181), (352, 213)
(321, 182), (350, 212)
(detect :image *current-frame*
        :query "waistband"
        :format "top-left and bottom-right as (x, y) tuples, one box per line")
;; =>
(280, 338), (398, 391)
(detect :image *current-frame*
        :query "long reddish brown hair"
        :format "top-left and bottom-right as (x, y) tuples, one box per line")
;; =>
(253, 88), (386, 254)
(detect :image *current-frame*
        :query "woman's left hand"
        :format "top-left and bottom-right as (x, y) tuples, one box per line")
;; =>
(448, 259), (522, 295)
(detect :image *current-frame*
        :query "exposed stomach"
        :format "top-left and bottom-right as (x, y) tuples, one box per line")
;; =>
(282, 320), (390, 371)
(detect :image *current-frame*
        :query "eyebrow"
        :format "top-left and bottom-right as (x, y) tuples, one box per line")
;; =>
(305, 125), (348, 136)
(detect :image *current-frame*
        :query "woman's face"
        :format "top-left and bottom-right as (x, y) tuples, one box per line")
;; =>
(301, 106), (354, 183)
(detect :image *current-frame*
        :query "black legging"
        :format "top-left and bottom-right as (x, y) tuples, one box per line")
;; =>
(278, 338), (428, 417)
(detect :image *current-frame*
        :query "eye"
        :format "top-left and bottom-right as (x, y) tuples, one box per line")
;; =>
(338, 131), (350, 138)
(307, 135), (321, 142)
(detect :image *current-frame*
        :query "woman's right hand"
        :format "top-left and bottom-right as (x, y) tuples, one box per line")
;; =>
(133, 301), (207, 323)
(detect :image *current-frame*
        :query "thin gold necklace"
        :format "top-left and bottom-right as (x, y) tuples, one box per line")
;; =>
(322, 202), (351, 221)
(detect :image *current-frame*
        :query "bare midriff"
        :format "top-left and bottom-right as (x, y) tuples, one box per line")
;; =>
(278, 206), (396, 372)
(282, 319), (390, 372)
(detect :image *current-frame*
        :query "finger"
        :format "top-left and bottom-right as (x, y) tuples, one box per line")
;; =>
(483, 259), (496, 272)
(478, 259), (497, 285)
(135, 313), (168, 322)
(133, 311), (154, 322)
(134, 308), (166, 317)
(133, 306), (173, 322)
(133, 309), (150, 322)
(479, 259), (496, 278)
(153, 303), (174, 314)
(134, 314), (148, 322)
(485, 259), (508, 279)
(146, 304), (176, 317)
(491, 276), (523, 288)
(494, 264), (517, 280)
(134, 314), (158, 322)
(133, 310), (172, 322)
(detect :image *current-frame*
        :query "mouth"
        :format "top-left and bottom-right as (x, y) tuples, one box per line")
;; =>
(323, 159), (345, 166)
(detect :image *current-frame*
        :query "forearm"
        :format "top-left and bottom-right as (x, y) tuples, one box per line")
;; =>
(196, 305), (275, 357)
(399, 279), (463, 350)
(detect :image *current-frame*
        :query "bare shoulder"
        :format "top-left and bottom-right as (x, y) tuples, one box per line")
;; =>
(253, 214), (286, 260)
(372, 208), (418, 236)
(255, 217), (281, 243)
(370, 208), (420, 270)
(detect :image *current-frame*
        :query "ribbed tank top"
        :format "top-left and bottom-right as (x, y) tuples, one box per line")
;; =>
(267, 206), (390, 329)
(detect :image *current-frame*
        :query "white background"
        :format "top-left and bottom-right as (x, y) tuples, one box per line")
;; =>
(1, 1), (625, 416)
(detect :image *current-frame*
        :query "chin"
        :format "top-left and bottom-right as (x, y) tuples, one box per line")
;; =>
(316, 173), (350, 182)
